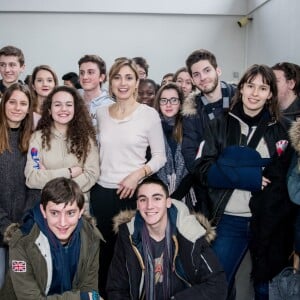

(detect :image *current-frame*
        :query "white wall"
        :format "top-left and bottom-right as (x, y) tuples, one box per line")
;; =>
(1, 0), (247, 15)
(246, 0), (300, 68)
(1, 0), (298, 85)
(0, 12), (245, 84)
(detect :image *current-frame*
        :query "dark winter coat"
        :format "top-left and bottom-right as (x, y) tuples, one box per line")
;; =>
(106, 199), (227, 300)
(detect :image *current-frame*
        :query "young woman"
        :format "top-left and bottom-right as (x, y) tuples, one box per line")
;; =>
(24, 86), (99, 210)
(153, 82), (196, 207)
(173, 67), (194, 99)
(30, 65), (58, 128)
(90, 57), (166, 297)
(137, 78), (158, 107)
(194, 64), (294, 299)
(0, 83), (33, 288)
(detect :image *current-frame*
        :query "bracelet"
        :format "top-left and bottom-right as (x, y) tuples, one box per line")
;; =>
(92, 290), (100, 300)
(68, 168), (72, 178)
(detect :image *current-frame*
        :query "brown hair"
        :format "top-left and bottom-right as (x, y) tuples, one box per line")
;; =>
(37, 85), (97, 163)
(108, 58), (139, 98)
(78, 54), (107, 84)
(41, 177), (84, 210)
(0, 83), (33, 153)
(153, 82), (184, 143)
(0, 45), (25, 66)
(186, 49), (218, 76)
(231, 64), (280, 121)
(31, 65), (59, 113)
(272, 62), (300, 96)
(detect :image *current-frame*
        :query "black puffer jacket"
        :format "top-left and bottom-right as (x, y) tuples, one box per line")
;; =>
(106, 200), (227, 300)
(193, 106), (290, 226)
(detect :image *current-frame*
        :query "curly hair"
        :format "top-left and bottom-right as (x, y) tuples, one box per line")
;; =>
(36, 86), (97, 163)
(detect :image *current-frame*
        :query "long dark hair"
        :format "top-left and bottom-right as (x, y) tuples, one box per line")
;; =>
(0, 83), (33, 153)
(37, 85), (97, 163)
(154, 82), (184, 143)
(231, 64), (280, 121)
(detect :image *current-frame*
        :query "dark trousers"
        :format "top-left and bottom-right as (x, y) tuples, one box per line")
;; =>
(90, 183), (136, 298)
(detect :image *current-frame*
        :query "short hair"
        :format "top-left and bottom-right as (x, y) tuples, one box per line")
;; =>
(138, 78), (159, 92)
(78, 54), (107, 83)
(186, 49), (218, 76)
(62, 72), (81, 88)
(162, 73), (174, 81)
(136, 177), (169, 198)
(272, 62), (300, 96)
(132, 57), (149, 76)
(108, 58), (139, 98)
(0, 45), (25, 66)
(41, 177), (85, 210)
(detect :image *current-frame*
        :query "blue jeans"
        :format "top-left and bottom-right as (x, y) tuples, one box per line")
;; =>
(212, 214), (251, 292)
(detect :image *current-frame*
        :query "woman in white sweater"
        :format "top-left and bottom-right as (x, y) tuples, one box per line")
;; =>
(90, 58), (166, 297)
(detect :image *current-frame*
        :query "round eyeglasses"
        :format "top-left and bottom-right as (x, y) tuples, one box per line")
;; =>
(159, 97), (180, 105)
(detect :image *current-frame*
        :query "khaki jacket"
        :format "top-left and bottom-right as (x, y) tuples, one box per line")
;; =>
(0, 216), (101, 300)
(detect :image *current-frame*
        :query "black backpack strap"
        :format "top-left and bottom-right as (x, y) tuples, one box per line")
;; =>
(247, 118), (269, 149)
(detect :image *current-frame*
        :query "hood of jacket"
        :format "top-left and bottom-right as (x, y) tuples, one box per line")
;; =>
(112, 199), (216, 244)
(289, 119), (300, 154)
(181, 91), (200, 117)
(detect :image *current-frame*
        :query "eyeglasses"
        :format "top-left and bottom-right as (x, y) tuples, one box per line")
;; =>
(159, 97), (180, 105)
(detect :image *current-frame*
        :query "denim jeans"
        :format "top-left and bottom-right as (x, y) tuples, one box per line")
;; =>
(212, 214), (252, 293)
(0, 246), (7, 289)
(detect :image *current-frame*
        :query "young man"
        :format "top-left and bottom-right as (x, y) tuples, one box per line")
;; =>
(272, 62), (300, 126)
(107, 177), (227, 299)
(78, 54), (114, 130)
(0, 45), (25, 95)
(0, 177), (102, 300)
(181, 49), (236, 173)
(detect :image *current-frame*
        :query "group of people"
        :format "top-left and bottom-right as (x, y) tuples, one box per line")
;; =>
(0, 44), (299, 300)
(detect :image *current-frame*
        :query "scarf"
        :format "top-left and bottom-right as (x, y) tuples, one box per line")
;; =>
(141, 219), (172, 300)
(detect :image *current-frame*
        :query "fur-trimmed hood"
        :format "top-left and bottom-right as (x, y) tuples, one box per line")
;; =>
(289, 119), (300, 154)
(112, 199), (216, 244)
(181, 91), (200, 117)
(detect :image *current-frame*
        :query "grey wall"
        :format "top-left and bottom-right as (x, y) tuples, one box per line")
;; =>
(0, 0), (299, 85)
(246, 0), (300, 67)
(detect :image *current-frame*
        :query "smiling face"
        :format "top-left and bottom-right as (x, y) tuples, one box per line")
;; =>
(5, 90), (29, 128)
(241, 74), (272, 117)
(137, 81), (156, 106)
(50, 91), (75, 130)
(137, 183), (171, 236)
(40, 201), (83, 244)
(110, 65), (139, 101)
(191, 60), (220, 95)
(79, 61), (105, 92)
(33, 69), (56, 98)
(0, 55), (24, 87)
(159, 88), (181, 118)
